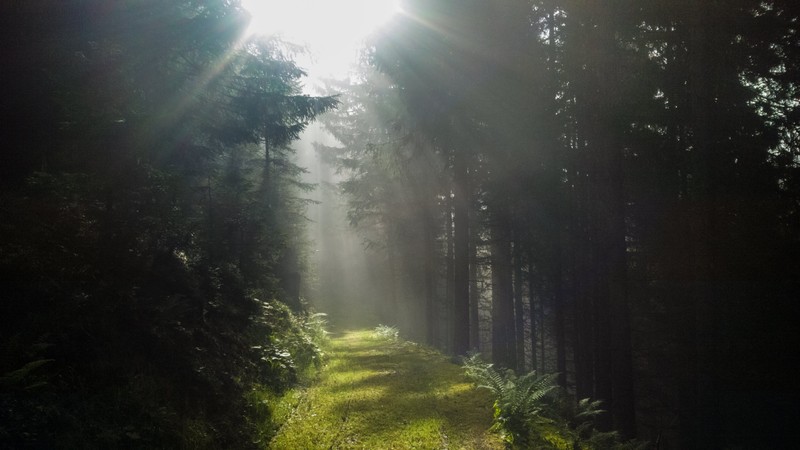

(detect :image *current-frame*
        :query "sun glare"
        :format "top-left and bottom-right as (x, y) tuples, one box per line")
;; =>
(241, 0), (399, 78)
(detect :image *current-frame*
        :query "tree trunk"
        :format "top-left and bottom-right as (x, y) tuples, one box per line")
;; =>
(452, 146), (471, 356)
(681, 2), (719, 446)
(385, 223), (400, 324)
(553, 247), (567, 388)
(527, 260), (537, 373)
(424, 211), (438, 347)
(491, 212), (515, 369)
(513, 240), (526, 372)
(571, 157), (594, 399)
(469, 203), (481, 351)
(573, 0), (636, 435)
(445, 185), (456, 352)
(607, 142), (636, 438)
(540, 285), (546, 372)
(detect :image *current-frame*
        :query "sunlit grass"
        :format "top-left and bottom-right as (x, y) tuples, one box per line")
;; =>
(268, 330), (504, 449)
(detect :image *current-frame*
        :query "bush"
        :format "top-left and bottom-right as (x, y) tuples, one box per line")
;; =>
(245, 309), (329, 445)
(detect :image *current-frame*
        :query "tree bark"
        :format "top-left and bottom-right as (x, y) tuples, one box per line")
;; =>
(491, 211), (515, 369)
(452, 145), (471, 356)
(573, 0), (636, 435)
(513, 240), (526, 372)
(469, 203), (481, 350)
(681, 2), (719, 446)
(553, 241), (567, 388)
(424, 210), (438, 347)
(527, 260), (537, 373)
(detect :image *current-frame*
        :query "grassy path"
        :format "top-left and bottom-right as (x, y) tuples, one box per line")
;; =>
(268, 330), (504, 449)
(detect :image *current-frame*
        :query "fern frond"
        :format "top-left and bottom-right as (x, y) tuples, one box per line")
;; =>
(575, 397), (605, 420)
(464, 354), (509, 397)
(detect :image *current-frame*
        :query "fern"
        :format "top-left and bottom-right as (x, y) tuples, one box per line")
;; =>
(464, 354), (559, 447)
(557, 396), (648, 450)
(463, 355), (647, 450)
(0, 359), (54, 390)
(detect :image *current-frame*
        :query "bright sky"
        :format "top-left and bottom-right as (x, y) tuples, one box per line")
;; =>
(241, 0), (399, 82)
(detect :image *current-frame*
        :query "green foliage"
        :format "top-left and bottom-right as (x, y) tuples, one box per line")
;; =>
(0, 359), (53, 391)
(304, 313), (331, 349)
(0, 1), (335, 448)
(463, 355), (645, 449)
(245, 309), (328, 445)
(246, 385), (306, 446)
(249, 300), (328, 389)
(555, 399), (648, 450)
(464, 354), (560, 447)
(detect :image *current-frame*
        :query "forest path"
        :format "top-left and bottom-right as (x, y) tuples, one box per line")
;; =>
(268, 330), (504, 449)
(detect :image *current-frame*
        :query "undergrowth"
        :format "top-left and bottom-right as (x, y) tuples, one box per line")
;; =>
(463, 354), (646, 450)
(247, 310), (329, 446)
(0, 296), (328, 449)
(373, 324), (400, 341)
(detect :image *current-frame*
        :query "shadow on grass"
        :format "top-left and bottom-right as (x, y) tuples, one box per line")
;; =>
(321, 333), (498, 447)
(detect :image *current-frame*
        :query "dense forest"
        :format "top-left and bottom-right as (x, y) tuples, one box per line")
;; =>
(1, 1), (336, 447)
(1, 0), (798, 449)
(315, 0), (800, 448)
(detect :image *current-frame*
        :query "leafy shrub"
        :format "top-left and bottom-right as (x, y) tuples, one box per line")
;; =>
(245, 309), (329, 445)
(248, 300), (328, 389)
(304, 313), (330, 352)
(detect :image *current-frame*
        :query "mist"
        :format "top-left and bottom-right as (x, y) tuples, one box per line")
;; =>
(292, 124), (380, 329)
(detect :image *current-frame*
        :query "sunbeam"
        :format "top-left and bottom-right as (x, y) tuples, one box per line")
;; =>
(242, 0), (399, 78)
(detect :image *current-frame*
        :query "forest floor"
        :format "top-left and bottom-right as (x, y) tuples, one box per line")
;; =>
(268, 330), (505, 449)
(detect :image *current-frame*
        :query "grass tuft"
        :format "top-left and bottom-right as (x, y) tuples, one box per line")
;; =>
(373, 324), (400, 341)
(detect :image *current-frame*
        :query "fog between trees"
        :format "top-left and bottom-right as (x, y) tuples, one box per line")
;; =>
(305, 1), (800, 448)
(1, 1), (798, 448)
